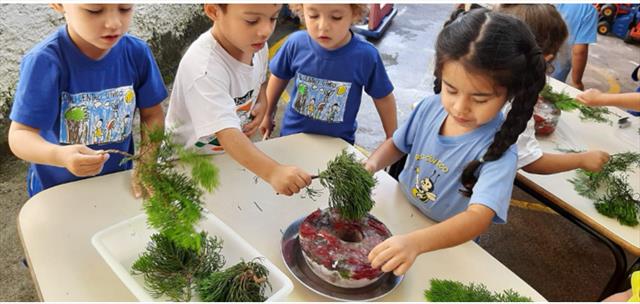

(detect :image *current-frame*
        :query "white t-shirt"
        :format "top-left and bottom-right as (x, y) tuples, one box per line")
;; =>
(166, 29), (268, 153)
(502, 102), (543, 168)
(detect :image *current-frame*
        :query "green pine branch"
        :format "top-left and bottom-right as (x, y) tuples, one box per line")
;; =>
(131, 232), (225, 301)
(540, 84), (613, 124)
(196, 258), (272, 302)
(424, 279), (532, 302)
(306, 149), (377, 221)
(569, 151), (640, 226)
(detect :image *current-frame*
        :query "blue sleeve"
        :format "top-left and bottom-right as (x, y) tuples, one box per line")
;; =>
(364, 49), (394, 99)
(392, 96), (433, 153)
(469, 147), (518, 224)
(9, 52), (61, 130)
(574, 5), (598, 44)
(135, 43), (168, 109)
(269, 36), (295, 80)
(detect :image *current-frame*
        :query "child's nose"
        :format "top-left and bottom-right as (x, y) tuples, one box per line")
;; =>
(105, 14), (122, 30)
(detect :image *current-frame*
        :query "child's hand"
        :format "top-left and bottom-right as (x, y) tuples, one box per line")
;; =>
(243, 101), (266, 137)
(368, 234), (420, 276)
(578, 150), (610, 172)
(267, 165), (311, 196)
(363, 159), (377, 174)
(59, 145), (109, 177)
(576, 88), (605, 107)
(259, 116), (275, 140)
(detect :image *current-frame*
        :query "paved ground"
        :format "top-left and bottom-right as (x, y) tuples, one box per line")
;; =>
(1, 3), (638, 301)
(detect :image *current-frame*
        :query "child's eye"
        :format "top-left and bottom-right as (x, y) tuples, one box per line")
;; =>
(307, 15), (319, 19)
(474, 99), (489, 104)
(446, 89), (457, 95)
(86, 9), (102, 14)
(270, 17), (278, 22)
(245, 19), (259, 25)
(332, 16), (343, 21)
(119, 7), (132, 13)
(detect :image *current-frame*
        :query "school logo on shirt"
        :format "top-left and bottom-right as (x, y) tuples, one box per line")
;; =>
(411, 154), (449, 203)
(59, 85), (136, 145)
(292, 73), (351, 123)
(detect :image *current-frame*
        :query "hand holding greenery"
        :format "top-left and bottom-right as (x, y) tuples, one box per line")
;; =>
(540, 84), (613, 124)
(306, 149), (377, 221)
(424, 279), (531, 302)
(570, 151), (640, 226)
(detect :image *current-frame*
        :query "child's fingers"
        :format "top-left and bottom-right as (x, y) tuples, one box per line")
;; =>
(368, 240), (387, 262)
(370, 246), (395, 269)
(76, 153), (109, 166)
(131, 178), (142, 198)
(380, 255), (404, 273)
(393, 261), (411, 276)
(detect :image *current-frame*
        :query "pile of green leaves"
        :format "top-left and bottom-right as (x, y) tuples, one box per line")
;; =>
(131, 232), (225, 301)
(197, 258), (271, 302)
(424, 279), (531, 302)
(308, 149), (377, 221)
(570, 152), (640, 226)
(540, 84), (613, 124)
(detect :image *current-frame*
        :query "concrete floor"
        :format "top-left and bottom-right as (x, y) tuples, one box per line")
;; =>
(2, 3), (639, 302)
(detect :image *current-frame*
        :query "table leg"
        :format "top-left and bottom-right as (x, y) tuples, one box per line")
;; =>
(514, 179), (628, 300)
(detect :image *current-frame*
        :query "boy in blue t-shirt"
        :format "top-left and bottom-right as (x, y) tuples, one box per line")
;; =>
(260, 4), (397, 144)
(8, 4), (167, 197)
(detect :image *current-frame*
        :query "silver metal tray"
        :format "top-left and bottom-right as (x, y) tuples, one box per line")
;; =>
(281, 216), (403, 301)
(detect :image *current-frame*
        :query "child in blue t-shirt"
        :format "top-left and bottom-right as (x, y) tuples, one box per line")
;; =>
(8, 4), (167, 197)
(260, 4), (397, 144)
(364, 9), (547, 275)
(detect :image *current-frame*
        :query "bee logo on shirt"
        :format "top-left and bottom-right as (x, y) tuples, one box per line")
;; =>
(412, 167), (439, 203)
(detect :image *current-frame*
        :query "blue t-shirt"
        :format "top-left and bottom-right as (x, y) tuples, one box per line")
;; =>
(10, 26), (168, 196)
(269, 30), (394, 144)
(393, 95), (518, 224)
(551, 4), (598, 81)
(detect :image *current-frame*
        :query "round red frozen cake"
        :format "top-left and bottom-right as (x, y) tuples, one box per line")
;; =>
(298, 208), (392, 288)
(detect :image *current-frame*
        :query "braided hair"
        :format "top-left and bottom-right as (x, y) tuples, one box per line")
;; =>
(433, 8), (547, 197)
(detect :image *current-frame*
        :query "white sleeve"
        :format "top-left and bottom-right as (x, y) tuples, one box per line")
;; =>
(186, 73), (241, 139)
(259, 44), (268, 84)
(515, 117), (543, 168)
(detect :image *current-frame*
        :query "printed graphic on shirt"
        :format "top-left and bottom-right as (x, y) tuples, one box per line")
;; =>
(194, 89), (257, 153)
(59, 85), (136, 145)
(292, 73), (351, 123)
(411, 154), (449, 203)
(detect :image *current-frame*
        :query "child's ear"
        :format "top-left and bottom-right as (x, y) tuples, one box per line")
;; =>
(50, 3), (64, 14)
(204, 4), (221, 22)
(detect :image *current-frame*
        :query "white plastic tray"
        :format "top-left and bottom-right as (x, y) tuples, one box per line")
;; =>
(92, 211), (293, 301)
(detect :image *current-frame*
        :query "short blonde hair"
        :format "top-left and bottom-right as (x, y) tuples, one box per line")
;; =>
(289, 4), (368, 24)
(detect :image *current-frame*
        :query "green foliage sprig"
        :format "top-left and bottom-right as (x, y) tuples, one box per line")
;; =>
(306, 150), (377, 221)
(131, 232), (225, 301)
(570, 151), (640, 226)
(540, 84), (613, 124)
(424, 279), (532, 302)
(134, 127), (219, 250)
(196, 258), (271, 302)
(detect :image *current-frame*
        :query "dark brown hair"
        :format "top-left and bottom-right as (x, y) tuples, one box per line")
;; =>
(494, 4), (568, 57)
(434, 8), (547, 196)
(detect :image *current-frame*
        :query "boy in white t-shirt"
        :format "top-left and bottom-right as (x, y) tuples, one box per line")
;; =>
(166, 4), (311, 196)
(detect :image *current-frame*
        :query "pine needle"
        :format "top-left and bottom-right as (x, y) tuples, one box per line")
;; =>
(569, 152), (640, 226)
(131, 232), (225, 301)
(310, 150), (377, 221)
(424, 279), (531, 302)
(540, 84), (613, 124)
(196, 258), (272, 302)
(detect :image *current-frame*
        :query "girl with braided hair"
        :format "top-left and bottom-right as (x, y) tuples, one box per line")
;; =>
(363, 8), (546, 276)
